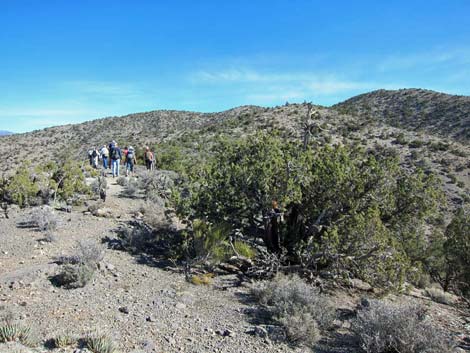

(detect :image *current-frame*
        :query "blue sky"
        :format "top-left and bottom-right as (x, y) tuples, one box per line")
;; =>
(1, 0), (470, 133)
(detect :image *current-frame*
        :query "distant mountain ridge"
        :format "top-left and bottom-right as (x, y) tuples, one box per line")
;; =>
(333, 89), (470, 142)
(0, 130), (13, 136)
(0, 88), (468, 206)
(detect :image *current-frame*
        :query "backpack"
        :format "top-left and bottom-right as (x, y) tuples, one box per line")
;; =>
(127, 148), (135, 159)
(111, 148), (119, 160)
(92, 150), (98, 158)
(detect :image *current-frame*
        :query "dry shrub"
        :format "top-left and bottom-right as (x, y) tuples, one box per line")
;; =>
(424, 287), (456, 305)
(353, 299), (453, 353)
(121, 178), (139, 198)
(52, 240), (103, 289)
(190, 273), (214, 285)
(52, 264), (95, 289)
(116, 176), (128, 187)
(139, 201), (169, 230)
(250, 273), (334, 346)
(19, 206), (59, 232)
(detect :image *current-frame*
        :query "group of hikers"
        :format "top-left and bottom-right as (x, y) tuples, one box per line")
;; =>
(88, 141), (155, 177)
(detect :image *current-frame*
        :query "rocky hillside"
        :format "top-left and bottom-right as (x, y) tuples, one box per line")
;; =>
(0, 92), (469, 206)
(333, 89), (470, 142)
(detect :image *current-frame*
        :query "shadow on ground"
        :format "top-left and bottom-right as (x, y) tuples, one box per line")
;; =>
(102, 220), (183, 271)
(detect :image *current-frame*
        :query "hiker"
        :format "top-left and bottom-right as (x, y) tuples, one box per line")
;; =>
(92, 147), (99, 169)
(87, 148), (94, 166)
(110, 142), (122, 177)
(123, 146), (129, 159)
(108, 140), (116, 168)
(125, 146), (137, 177)
(144, 146), (154, 170)
(100, 145), (109, 169)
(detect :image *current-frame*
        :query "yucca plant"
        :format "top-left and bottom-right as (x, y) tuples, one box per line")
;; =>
(86, 333), (117, 353)
(53, 332), (77, 348)
(0, 323), (37, 347)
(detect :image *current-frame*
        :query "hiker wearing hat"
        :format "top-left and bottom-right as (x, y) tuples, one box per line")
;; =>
(125, 146), (137, 177)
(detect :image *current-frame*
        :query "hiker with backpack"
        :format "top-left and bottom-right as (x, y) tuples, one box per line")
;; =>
(108, 140), (116, 168)
(110, 142), (122, 177)
(100, 145), (109, 169)
(125, 146), (137, 177)
(144, 146), (154, 171)
(92, 147), (99, 169)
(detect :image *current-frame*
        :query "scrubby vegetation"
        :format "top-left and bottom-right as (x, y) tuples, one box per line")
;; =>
(427, 205), (470, 296)
(51, 240), (104, 289)
(86, 332), (117, 353)
(168, 132), (444, 289)
(352, 299), (453, 353)
(0, 323), (36, 347)
(18, 206), (59, 233)
(1, 91), (469, 351)
(0, 160), (91, 207)
(250, 274), (334, 346)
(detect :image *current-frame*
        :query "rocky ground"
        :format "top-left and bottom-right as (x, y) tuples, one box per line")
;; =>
(1, 169), (470, 353)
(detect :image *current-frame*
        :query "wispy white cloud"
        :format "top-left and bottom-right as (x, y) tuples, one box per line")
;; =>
(190, 68), (403, 105)
(192, 69), (309, 83)
(377, 47), (470, 72)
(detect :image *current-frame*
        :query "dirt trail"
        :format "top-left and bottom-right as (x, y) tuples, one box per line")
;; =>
(1, 173), (468, 353)
(0, 174), (297, 353)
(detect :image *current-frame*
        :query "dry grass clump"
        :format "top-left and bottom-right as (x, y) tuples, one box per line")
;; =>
(424, 287), (456, 305)
(352, 299), (453, 353)
(233, 240), (256, 259)
(52, 332), (77, 348)
(190, 273), (214, 285)
(0, 324), (37, 347)
(86, 332), (117, 353)
(250, 273), (334, 346)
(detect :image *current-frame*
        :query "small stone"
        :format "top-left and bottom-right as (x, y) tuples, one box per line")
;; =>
(215, 329), (234, 337)
(165, 336), (176, 345)
(175, 303), (186, 310)
(119, 306), (129, 314)
(146, 316), (155, 322)
(350, 278), (372, 291)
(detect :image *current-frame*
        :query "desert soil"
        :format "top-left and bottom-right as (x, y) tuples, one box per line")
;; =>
(1, 171), (469, 353)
